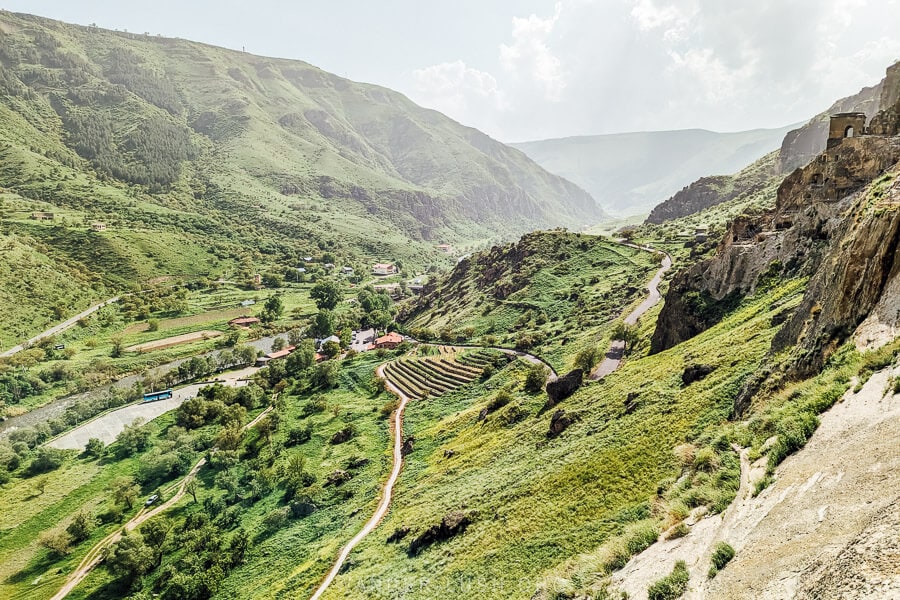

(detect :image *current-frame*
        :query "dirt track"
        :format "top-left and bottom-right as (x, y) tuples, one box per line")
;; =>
(308, 364), (411, 600)
(49, 406), (274, 600)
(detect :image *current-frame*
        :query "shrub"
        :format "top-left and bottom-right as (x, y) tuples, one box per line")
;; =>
(692, 447), (719, 472)
(767, 411), (818, 472)
(28, 447), (67, 475)
(665, 522), (690, 540)
(708, 541), (735, 578)
(380, 398), (399, 418)
(647, 560), (690, 600)
(624, 520), (659, 555)
(524, 363), (548, 394)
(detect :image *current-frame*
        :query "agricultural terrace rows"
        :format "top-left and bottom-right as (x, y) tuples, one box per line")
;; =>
(382, 350), (502, 400)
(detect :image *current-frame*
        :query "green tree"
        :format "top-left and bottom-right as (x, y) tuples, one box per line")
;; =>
(104, 531), (153, 585)
(311, 279), (343, 310)
(114, 419), (151, 458)
(229, 528), (250, 567)
(524, 363), (548, 394)
(39, 529), (72, 557)
(66, 511), (96, 544)
(110, 335), (125, 358)
(573, 345), (601, 374)
(85, 437), (105, 458)
(271, 337), (286, 352)
(312, 309), (335, 338)
(311, 361), (340, 389)
(110, 476), (141, 510)
(612, 322), (640, 354)
(261, 294), (284, 323)
(141, 518), (173, 567)
(322, 340), (341, 358)
(286, 339), (316, 374)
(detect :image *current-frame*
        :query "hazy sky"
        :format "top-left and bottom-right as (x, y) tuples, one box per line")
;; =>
(3, 0), (900, 141)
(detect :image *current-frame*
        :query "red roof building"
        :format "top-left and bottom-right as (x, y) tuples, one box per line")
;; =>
(374, 332), (403, 349)
(229, 316), (261, 327)
(265, 345), (296, 360)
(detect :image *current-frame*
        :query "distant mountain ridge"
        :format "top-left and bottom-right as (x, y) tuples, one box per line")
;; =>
(646, 76), (887, 225)
(512, 125), (796, 216)
(0, 10), (604, 246)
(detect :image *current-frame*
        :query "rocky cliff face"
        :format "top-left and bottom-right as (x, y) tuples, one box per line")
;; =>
(779, 81), (883, 173)
(645, 152), (779, 224)
(652, 77), (900, 382)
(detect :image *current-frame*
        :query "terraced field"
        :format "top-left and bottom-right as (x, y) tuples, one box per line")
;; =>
(383, 350), (504, 399)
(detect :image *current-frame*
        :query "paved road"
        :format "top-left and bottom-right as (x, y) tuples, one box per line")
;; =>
(46, 366), (258, 451)
(0, 334), (280, 438)
(0, 296), (121, 358)
(590, 250), (673, 380)
(309, 363), (412, 600)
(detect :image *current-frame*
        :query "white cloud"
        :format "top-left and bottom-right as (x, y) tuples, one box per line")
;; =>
(410, 60), (508, 133)
(630, 0), (695, 41)
(406, 0), (900, 141)
(499, 2), (566, 101)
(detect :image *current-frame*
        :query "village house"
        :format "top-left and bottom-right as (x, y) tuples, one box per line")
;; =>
(91, 222), (107, 231)
(255, 345), (296, 367)
(436, 244), (454, 254)
(374, 332), (403, 349)
(372, 263), (397, 276)
(31, 211), (55, 221)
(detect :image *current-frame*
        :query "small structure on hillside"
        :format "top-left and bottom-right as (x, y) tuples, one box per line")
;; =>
(436, 244), (454, 254)
(91, 222), (107, 231)
(252, 273), (262, 286)
(229, 316), (260, 328)
(240, 299), (256, 307)
(31, 211), (55, 221)
(827, 112), (868, 148)
(374, 332), (403, 349)
(373, 263), (397, 276)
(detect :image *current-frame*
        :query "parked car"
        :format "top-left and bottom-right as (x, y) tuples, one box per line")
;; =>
(145, 494), (159, 506)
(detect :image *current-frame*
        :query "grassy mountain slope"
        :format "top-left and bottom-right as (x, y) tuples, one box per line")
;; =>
(402, 231), (659, 372)
(0, 10), (604, 347)
(513, 126), (795, 216)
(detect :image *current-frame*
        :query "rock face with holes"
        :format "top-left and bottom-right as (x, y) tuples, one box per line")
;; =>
(653, 75), (900, 370)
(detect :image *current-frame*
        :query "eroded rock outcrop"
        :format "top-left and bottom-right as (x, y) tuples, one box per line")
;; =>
(653, 66), (900, 383)
(545, 368), (583, 406)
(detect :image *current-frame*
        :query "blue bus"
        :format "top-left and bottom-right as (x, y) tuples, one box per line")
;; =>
(143, 389), (173, 403)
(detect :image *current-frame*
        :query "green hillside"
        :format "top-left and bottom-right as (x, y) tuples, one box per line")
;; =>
(0, 10), (604, 347)
(402, 231), (660, 372)
(512, 126), (795, 216)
